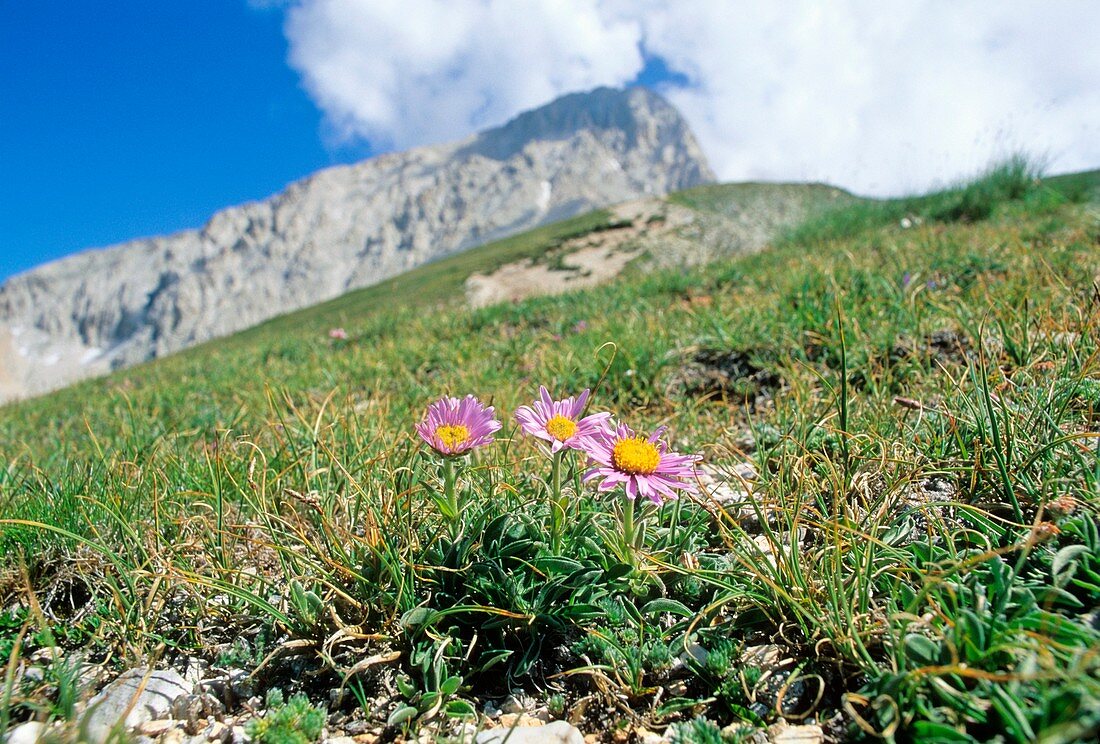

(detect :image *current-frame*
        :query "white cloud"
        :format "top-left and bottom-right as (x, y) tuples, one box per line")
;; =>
(281, 0), (1100, 195)
(284, 0), (642, 150)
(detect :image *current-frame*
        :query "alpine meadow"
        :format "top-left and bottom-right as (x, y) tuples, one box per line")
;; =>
(1, 159), (1099, 744)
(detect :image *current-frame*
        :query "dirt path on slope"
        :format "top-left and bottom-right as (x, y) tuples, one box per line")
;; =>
(464, 198), (691, 308)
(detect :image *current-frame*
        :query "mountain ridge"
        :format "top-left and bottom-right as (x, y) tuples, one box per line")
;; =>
(0, 86), (713, 403)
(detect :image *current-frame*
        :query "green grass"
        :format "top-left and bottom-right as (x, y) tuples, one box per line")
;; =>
(0, 160), (1098, 742)
(667, 180), (855, 217)
(781, 155), (1098, 246)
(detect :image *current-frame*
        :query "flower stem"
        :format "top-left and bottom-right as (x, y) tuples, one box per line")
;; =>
(622, 494), (637, 566)
(443, 457), (458, 522)
(669, 496), (682, 547)
(550, 450), (564, 554)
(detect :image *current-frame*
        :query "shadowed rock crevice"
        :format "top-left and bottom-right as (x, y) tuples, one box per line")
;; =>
(665, 347), (784, 405)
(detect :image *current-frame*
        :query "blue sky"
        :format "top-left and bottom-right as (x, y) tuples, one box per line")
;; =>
(2, 1), (1098, 283)
(0, 1), (366, 281)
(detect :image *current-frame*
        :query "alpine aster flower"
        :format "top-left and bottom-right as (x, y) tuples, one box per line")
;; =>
(514, 386), (611, 453)
(582, 423), (700, 504)
(415, 395), (501, 456)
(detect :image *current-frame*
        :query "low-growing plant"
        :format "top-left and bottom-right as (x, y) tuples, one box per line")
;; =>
(246, 689), (326, 744)
(388, 638), (475, 728)
(667, 716), (742, 744)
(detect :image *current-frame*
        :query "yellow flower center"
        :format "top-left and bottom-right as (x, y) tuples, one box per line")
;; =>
(545, 415), (578, 442)
(436, 424), (470, 450)
(612, 437), (661, 475)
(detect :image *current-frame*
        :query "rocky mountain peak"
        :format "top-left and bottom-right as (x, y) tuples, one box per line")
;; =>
(463, 87), (697, 161)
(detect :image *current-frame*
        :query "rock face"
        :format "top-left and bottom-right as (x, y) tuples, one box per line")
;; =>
(0, 87), (712, 403)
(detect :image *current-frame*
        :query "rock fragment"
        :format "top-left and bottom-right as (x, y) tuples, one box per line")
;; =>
(81, 668), (191, 744)
(477, 720), (585, 744)
(768, 721), (825, 744)
(6, 721), (47, 744)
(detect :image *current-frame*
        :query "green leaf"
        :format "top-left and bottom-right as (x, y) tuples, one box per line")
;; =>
(287, 579), (323, 628)
(439, 675), (462, 696)
(725, 703), (766, 727)
(654, 697), (711, 718)
(395, 676), (416, 699)
(882, 522), (913, 546)
(386, 705), (418, 727)
(1035, 586), (1084, 609)
(641, 598), (694, 618)
(430, 492), (459, 521)
(1071, 576), (1100, 594)
(989, 684), (1035, 740)
(535, 557), (584, 575)
(986, 555), (1011, 593)
(400, 606), (436, 628)
(565, 568), (602, 587)
(911, 721), (976, 742)
(474, 649), (513, 673)
(903, 633), (942, 666)
(444, 699), (477, 718)
(558, 603), (605, 621)
(621, 599), (643, 626)
(954, 611), (987, 659)
(289, 579), (307, 606)
(1052, 545), (1090, 579)
(602, 563), (634, 581)
(580, 537), (605, 555)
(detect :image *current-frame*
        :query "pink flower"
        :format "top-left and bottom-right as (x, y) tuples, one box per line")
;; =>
(415, 395), (501, 456)
(329, 327), (348, 340)
(581, 423), (699, 504)
(515, 386), (611, 454)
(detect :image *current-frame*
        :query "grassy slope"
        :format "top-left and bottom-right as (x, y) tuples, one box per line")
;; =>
(667, 180), (855, 216)
(0, 166), (1098, 741)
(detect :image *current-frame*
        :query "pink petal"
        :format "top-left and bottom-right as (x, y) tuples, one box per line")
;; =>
(574, 388), (590, 416)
